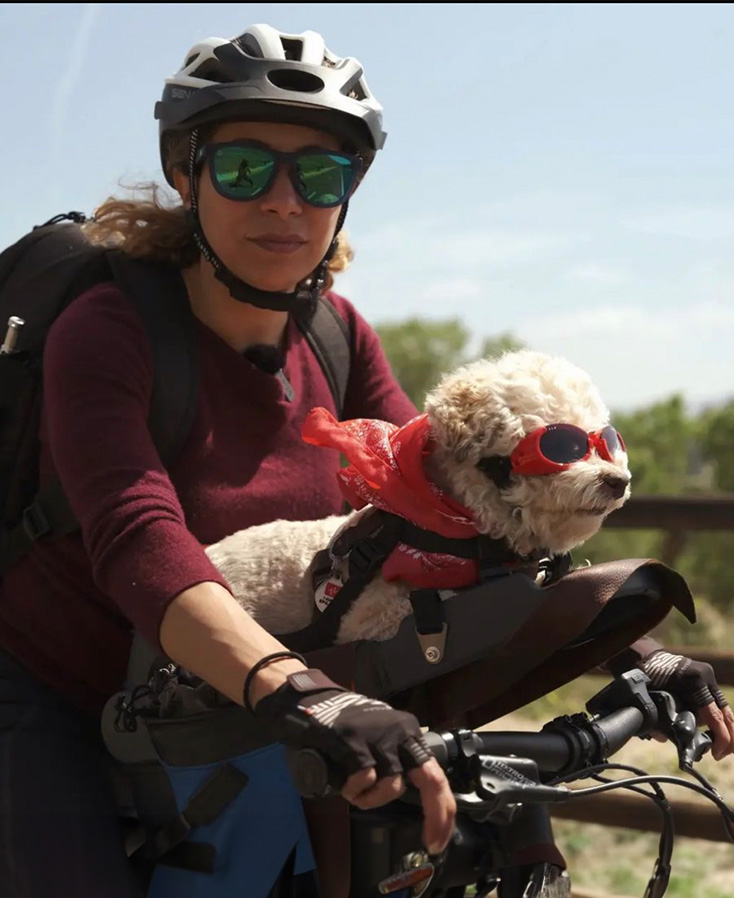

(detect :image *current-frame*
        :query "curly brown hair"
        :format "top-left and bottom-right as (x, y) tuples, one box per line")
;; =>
(83, 130), (354, 292)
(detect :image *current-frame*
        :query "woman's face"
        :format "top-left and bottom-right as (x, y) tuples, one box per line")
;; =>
(177, 120), (345, 294)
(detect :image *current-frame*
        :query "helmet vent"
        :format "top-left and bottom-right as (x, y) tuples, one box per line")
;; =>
(280, 38), (303, 60)
(191, 60), (230, 83)
(185, 53), (200, 68)
(237, 34), (265, 58)
(347, 80), (368, 101)
(267, 68), (324, 94)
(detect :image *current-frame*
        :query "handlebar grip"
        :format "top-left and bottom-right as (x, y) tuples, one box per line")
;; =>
(285, 733), (452, 798)
(421, 731), (451, 766)
(592, 706), (645, 758)
(285, 747), (344, 798)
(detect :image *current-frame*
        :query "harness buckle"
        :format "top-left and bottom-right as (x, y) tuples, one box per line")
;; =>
(348, 538), (387, 576)
(21, 503), (51, 542)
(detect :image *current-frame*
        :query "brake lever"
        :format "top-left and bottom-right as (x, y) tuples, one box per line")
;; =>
(649, 691), (712, 766)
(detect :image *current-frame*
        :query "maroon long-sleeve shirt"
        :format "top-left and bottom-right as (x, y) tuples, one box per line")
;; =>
(0, 283), (417, 713)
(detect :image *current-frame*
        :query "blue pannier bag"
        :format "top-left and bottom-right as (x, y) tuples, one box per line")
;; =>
(103, 662), (319, 898)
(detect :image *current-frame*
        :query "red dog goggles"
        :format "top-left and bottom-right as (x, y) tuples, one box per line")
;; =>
(510, 423), (626, 476)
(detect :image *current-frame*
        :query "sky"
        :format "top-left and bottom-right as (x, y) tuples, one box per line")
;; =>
(2, 3), (733, 412)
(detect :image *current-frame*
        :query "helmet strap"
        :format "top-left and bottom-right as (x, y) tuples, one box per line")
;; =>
(186, 129), (348, 315)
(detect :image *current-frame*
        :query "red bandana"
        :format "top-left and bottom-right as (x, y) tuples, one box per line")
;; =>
(302, 409), (481, 588)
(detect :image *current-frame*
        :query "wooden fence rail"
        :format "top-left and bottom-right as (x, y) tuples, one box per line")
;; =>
(551, 789), (731, 843)
(603, 493), (734, 566)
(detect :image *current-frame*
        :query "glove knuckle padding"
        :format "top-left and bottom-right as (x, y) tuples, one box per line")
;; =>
(642, 651), (723, 711)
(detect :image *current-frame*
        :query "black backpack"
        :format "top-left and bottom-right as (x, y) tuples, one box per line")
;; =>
(0, 213), (351, 574)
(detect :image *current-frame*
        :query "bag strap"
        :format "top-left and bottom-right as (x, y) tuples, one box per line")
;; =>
(296, 296), (351, 418)
(0, 255), (198, 568)
(106, 253), (199, 465)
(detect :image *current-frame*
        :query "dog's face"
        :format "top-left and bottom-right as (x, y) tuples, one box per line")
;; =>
(424, 350), (631, 557)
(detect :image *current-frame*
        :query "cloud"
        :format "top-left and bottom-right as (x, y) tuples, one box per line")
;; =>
(357, 215), (581, 271)
(564, 262), (629, 286)
(514, 301), (734, 410)
(51, 4), (102, 150)
(626, 205), (734, 241)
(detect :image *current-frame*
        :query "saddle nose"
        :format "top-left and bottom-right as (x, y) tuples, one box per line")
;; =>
(600, 474), (630, 500)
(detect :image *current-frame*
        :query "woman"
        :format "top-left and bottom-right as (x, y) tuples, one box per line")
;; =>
(0, 24), (455, 898)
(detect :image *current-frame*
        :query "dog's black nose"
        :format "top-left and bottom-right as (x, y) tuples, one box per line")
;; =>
(600, 474), (630, 499)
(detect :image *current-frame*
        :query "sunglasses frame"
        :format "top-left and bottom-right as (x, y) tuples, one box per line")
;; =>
(510, 423), (626, 476)
(195, 140), (363, 208)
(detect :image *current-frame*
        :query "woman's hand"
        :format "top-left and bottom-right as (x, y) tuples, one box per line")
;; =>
(253, 668), (457, 855)
(640, 650), (734, 760)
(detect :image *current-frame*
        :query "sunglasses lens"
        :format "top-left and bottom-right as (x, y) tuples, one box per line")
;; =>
(296, 153), (357, 207)
(211, 146), (275, 199)
(601, 425), (625, 454)
(539, 425), (589, 464)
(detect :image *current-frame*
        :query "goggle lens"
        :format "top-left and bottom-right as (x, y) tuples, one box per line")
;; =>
(538, 424), (590, 464)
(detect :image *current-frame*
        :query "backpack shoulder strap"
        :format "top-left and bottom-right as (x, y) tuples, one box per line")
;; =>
(1, 251), (198, 567)
(296, 296), (351, 418)
(106, 253), (198, 466)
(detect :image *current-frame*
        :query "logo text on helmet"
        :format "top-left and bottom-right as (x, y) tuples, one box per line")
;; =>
(171, 87), (193, 101)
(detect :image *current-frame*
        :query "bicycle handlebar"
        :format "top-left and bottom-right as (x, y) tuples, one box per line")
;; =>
(424, 704), (646, 774)
(286, 671), (671, 798)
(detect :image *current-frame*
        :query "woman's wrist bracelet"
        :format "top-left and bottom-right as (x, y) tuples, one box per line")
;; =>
(243, 650), (307, 714)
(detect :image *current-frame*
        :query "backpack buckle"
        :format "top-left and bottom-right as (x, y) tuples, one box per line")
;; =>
(22, 503), (51, 541)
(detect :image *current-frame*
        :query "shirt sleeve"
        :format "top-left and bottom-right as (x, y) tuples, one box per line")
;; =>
(42, 283), (230, 647)
(327, 292), (419, 425)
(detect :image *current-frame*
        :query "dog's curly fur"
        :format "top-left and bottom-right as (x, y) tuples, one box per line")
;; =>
(206, 351), (631, 644)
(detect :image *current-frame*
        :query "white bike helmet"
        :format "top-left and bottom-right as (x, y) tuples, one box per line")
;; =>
(155, 24), (386, 186)
(153, 24), (385, 313)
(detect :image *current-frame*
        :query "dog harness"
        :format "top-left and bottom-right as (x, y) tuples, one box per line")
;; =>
(278, 409), (569, 660)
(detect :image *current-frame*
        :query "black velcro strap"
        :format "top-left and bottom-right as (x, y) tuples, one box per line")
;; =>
(393, 516), (488, 559)
(0, 477), (79, 569)
(385, 514), (530, 571)
(409, 589), (445, 635)
(140, 763), (248, 870)
(477, 535), (546, 579)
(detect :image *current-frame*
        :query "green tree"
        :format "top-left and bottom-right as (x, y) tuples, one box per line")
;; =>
(478, 332), (525, 361)
(375, 318), (471, 407)
(376, 320), (526, 408)
(612, 394), (694, 495)
(679, 399), (734, 609)
(699, 399), (734, 492)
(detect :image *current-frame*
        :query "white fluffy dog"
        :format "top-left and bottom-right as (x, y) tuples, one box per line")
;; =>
(206, 350), (631, 645)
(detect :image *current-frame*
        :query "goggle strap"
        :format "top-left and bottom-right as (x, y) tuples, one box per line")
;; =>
(477, 455), (513, 489)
